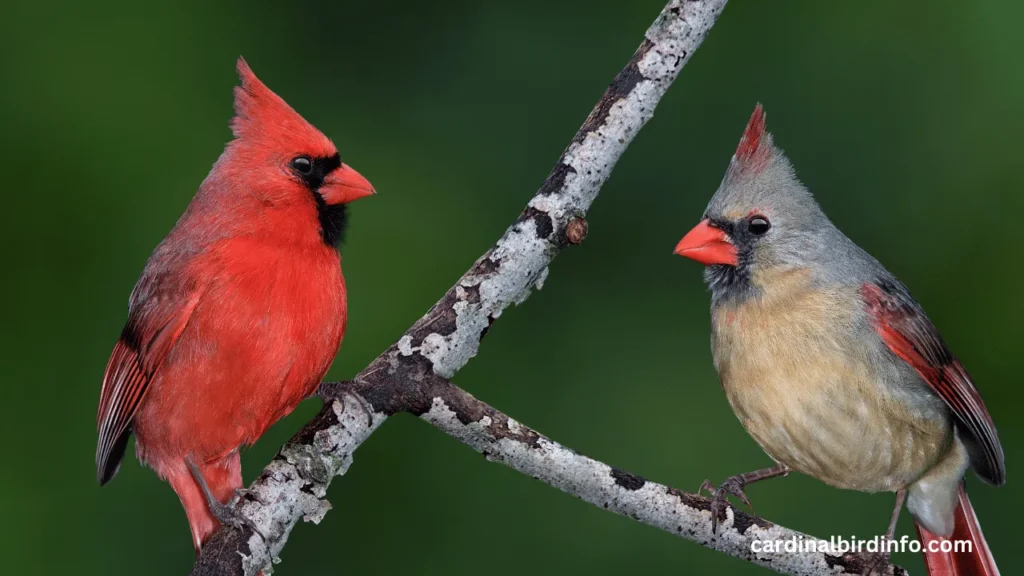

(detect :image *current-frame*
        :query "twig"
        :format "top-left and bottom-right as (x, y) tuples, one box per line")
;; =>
(190, 1), (904, 574)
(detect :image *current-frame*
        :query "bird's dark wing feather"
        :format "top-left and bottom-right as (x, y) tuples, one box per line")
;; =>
(861, 280), (1005, 485)
(95, 271), (201, 485)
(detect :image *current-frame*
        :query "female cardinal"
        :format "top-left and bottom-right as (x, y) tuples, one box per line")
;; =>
(95, 57), (375, 552)
(674, 105), (1004, 575)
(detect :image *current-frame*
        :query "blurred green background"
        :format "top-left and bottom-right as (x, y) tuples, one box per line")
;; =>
(1, 0), (1021, 574)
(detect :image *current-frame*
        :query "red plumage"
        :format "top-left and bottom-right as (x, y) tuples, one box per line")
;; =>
(861, 281), (1004, 486)
(916, 486), (1000, 576)
(96, 57), (374, 551)
(733, 102), (772, 173)
(862, 281), (1004, 573)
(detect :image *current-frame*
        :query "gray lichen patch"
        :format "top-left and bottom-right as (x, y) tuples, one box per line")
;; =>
(230, 398), (386, 576)
(419, 216), (554, 379)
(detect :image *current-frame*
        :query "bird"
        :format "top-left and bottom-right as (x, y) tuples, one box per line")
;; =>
(95, 57), (375, 552)
(673, 104), (1004, 575)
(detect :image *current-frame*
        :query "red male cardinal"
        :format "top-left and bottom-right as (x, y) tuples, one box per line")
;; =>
(674, 105), (1003, 575)
(95, 57), (374, 552)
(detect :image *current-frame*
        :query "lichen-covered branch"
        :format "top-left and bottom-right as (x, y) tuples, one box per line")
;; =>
(196, 372), (907, 576)
(189, 1), (902, 575)
(377, 377), (905, 576)
(415, 386), (907, 576)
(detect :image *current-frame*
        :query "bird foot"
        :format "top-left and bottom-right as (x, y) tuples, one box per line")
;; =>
(856, 548), (892, 576)
(185, 459), (266, 541)
(699, 476), (755, 534)
(317, 380), (375, 427)
(316, 379), (351, 400)
(206, 493), (266, 540)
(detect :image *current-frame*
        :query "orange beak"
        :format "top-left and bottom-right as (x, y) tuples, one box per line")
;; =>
(674, 219), (738, 266)
(320, 163), (375, 204)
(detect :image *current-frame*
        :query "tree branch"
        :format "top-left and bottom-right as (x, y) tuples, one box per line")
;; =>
(191, 1), (905, 574)
(351, 377), (904, 576)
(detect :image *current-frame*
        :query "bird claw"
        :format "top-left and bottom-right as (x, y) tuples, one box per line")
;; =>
(349, 392), (376, 428)
(185, 458), (266, 541)
(856, 549), (892, 576)
(207, 496), (266, 541)
(699, 475), (755, 534)
(316, 380), (348, 400)
(317, 381), (375, 427)
(313, 377), (342, 399)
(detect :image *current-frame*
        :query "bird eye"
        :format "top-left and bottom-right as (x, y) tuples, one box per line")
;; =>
(291, 156), (313, 175)
(748, 215), (771, 235)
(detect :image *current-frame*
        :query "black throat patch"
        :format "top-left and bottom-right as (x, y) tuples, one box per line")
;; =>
(297, 153), (347, 247)
(703, 218), (757, 306)
(705, 263), (755, 305)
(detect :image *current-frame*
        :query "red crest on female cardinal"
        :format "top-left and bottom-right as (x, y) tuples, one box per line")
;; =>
(731, 103), (773, 174)
(674, 104), (1003, 575)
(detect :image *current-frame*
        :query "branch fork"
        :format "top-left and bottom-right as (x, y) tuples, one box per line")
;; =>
(190, 2), (906, 575)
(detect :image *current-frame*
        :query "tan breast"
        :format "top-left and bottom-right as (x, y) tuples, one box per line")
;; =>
(711, 268), (952, 492)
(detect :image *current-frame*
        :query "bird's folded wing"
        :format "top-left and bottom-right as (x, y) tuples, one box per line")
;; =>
(96, 277), (201, 485)
(861, 280), (1005, 486)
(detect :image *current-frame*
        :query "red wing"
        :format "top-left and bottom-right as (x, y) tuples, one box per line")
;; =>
(862, 280), (1004, 485)
(96, 279), (200, 484)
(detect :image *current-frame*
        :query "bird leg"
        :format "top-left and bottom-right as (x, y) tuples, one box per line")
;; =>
(185, 458), (265, 540)
(316, 380), (376, 427)
(860, 489), (906, 576)
(698, 464), (790, 534)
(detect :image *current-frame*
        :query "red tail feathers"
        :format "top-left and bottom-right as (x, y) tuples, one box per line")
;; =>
(915, 485), (999, 576)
